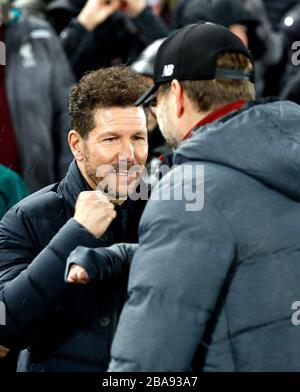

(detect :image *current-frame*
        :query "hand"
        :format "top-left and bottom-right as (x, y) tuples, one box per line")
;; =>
(67, 264), (90, 284)
(123, 0), (147, 17)
(0, 345), (10, 359)
(77, 0), (120, 31)
(74, 191), (117, 238)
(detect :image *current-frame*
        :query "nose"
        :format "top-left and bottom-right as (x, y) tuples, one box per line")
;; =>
(118, 139), (135, 162)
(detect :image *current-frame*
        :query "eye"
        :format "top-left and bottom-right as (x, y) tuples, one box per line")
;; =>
(132, 135), (146, 141)
(103, 137), (117, 142)
(150, 97), (157, 108)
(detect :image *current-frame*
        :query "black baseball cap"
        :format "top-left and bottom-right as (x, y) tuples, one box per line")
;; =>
(135, 22), (254, 106)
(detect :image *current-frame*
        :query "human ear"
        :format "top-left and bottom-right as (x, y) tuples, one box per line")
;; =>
(171, 79), (185, 118)
(68, 130), (84, 161)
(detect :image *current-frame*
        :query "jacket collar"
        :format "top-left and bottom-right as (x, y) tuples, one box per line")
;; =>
(183, 100), (247, 141)
(57, 160), (91, 218)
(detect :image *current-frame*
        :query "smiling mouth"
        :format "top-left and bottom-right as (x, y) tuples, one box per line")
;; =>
(115, 171), (139, 178)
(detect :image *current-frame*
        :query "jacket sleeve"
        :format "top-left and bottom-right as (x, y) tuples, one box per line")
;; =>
(0, 207), (99, 349)
(108, 166), (236, 371)
(59, 18), (93, 80)
(60, 8), (169, 77)
(48, 25), (75, 181)
(65, 243), (138, 282)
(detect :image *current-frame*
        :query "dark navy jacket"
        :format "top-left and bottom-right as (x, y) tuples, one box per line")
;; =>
(0, 160), (145, 372)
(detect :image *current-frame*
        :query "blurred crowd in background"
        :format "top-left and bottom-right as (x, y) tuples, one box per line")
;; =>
(2, 0), (300, 217)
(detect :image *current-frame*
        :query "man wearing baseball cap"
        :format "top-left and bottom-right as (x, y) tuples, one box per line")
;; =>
(105, 22), (300, 371)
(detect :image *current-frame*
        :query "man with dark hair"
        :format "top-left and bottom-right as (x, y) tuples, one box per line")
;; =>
(43, 0), (169, 80)
(68, 23), (300, 371)
(0, 65), (148, 372)
(68, 66), (148, 200)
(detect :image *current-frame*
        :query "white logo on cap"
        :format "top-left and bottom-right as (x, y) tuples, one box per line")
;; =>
(162, 64), (174, 77)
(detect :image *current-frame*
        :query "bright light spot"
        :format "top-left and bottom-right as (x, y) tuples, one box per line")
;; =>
(285, 16), (294, 27)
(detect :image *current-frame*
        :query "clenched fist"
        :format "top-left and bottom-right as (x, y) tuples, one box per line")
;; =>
(74, 191), (116, 238)
(67, 264), (90, 284)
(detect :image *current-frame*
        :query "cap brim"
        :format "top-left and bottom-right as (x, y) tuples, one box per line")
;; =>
(135, 84), (159, 106)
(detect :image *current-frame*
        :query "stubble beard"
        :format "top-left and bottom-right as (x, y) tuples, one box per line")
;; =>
(83, 151), (140, 201)
(157, 99), (179, 149)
